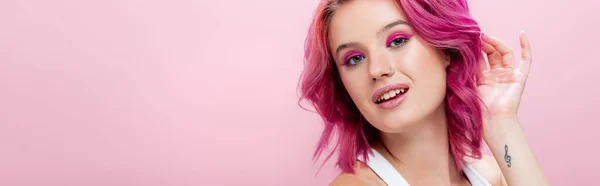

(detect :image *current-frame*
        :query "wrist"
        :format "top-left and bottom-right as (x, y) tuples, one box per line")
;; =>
(482, 116), (522, 143)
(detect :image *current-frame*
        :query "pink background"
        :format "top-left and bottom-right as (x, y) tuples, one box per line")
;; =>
(1, 0), (598, 185)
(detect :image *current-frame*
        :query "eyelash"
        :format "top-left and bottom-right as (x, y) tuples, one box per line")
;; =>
(344, 54), (365, 66)
(342, 36), (411, 66)
(388, 37), (409, 48)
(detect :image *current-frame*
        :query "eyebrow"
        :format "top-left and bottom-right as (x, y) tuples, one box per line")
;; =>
(377, 20), (409, 36)
(334, 20), (410, 56)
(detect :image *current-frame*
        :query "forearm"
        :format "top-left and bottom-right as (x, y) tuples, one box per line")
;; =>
(484, 117), (550, 186)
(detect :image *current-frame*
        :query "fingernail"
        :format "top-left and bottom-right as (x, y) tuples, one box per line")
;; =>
(521, 29), (527, 34)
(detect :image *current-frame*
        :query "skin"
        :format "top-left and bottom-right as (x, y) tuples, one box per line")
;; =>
(326, 0), (550, 185)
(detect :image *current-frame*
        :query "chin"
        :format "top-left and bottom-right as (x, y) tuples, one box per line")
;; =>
(371, 97), (449, 133)
(369, 110), (422, 134)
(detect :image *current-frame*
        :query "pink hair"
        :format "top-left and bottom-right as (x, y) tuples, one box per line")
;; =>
(298, 0), (484, 174)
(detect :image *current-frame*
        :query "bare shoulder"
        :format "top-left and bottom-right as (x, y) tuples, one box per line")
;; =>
(330, 173), (371, 186)
(329, 161), (386, 186)
(468, 155), (507, 186)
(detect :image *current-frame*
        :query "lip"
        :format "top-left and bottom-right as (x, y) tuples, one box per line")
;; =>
(372, 83), (410, 109)
(372, 83), (410, 102)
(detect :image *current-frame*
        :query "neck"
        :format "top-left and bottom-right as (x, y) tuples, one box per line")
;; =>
(372, 105), (466, 185)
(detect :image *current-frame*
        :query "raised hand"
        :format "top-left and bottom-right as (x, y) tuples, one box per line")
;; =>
(477, 31), (532, 120)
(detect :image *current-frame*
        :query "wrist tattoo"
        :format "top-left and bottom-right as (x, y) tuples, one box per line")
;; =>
(504, 145), (512, 168)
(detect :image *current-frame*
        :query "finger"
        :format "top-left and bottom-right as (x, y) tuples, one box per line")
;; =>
(482, 33), (515, 68)
(477, 51), (489, 79)
(518, 30), (533, 76)
(482, 41), (503, 69)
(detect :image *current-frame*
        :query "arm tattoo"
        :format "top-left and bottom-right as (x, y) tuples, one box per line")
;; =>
(504, 145), (512, 168)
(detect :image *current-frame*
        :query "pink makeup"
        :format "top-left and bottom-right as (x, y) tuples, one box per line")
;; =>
(342, 51), (364, 65)
(386, 32), (413, 47)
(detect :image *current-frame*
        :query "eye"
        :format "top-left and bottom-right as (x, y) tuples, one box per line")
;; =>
(345, 55), (365, 66)
(388, 37), (409, 48)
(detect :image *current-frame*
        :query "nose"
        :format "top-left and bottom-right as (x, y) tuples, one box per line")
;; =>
(368, 53), (395, 81)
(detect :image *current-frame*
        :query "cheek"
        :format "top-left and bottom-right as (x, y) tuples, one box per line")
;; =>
(401, 50), (448, 101)
(414, 60), (447, 83)
(415, 61), (448, 105)
(339, 70), (371, 107)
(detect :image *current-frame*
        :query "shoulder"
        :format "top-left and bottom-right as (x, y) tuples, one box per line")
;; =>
(468, 155), (507, 186)
(329, 161), (386, 186)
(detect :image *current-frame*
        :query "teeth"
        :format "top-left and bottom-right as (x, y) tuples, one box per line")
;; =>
(377, 88), (408, 103)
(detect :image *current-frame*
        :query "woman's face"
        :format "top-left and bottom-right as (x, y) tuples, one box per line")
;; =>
(328, 0), (450, 133)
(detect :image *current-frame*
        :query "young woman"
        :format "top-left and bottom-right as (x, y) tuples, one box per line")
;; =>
(298, 0), (550, 185)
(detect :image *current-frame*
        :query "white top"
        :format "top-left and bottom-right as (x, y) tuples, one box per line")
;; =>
(358, 148), (492, 186)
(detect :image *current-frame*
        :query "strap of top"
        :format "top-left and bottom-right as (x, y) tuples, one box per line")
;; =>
(462, 163), (492, 186)
(357, 149), (410, 186)
(358, 148), (491, 186)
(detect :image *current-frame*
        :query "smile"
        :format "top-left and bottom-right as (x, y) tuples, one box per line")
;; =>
(375, 88), (408, 104)
(372, 83), (410, 109)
